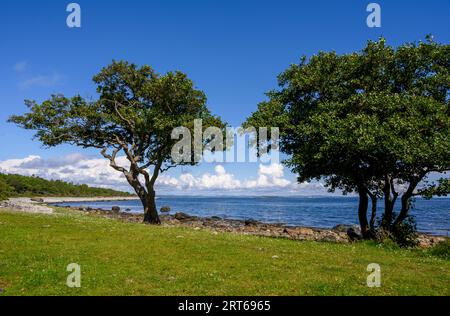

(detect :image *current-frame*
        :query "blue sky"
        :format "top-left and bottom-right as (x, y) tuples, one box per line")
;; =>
(0, 0), (449, 194)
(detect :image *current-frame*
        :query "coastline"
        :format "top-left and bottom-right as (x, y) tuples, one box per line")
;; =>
(0, 196), (139, 215)
(1, 196), (446, 248)
(58, 202), (447, 248)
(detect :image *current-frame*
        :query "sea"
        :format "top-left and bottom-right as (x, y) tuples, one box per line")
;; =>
(53, 195), (450, 236)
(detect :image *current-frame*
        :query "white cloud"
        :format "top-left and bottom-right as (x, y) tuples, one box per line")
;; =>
(156, 163), (321, 195)
(20, 73), (64, 89)
(0, 154), (130, 191)
(259, 163), (284, 178)
(0, 154), (327, 195)
(14, 61), (28, 72)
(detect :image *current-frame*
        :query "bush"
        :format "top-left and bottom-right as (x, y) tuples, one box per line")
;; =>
(0, 177), (13, 201)
(376, 212), (419, 248)
(391, 216), (419, 248)
(428, 240), (450, 260)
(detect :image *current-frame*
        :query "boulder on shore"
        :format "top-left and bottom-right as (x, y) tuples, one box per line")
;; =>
(174, 212), (192, 220)
(244, 219), (258, 226)
(111, 206), (120, 213)
(160, 206), (171, 213)
(347, 228), (362, 241)
(332, 224), (360, 234)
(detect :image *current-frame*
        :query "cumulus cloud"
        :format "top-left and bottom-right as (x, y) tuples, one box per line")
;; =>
(0, 154), (130, 191)
(0, 154), (327, 195)
(156, 162), (322, 194)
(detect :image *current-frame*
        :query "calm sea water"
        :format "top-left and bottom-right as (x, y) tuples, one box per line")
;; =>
(54, 196), (450, 235)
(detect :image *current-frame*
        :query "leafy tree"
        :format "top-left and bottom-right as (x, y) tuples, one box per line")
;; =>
(0, 176), (13, 201)
(9, 61), (225, 224)
(245, 37), (449, 237)
(418, 178), (450, 199)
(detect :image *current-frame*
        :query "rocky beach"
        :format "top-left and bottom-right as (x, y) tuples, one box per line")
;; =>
(3, 197), (443, 248)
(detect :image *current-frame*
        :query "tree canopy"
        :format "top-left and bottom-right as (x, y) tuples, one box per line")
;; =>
(9, 60), (226, 223)
(245, 37), (450, 237)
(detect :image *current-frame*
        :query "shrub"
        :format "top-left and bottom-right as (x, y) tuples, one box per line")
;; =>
(391, 215), (419, 248)
(0, 177), (13, 201)
(376, 212), (419, 248)
(428, 240), (450, 260)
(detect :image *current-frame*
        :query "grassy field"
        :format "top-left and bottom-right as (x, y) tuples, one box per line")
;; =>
(0, 208), (448, 296)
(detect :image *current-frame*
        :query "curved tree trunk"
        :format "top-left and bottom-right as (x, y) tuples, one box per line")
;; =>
(393, 178), (420, 226)
(394, 192), (412, 226)
(123, 170), (161, 224)
(142, 189), (160, 224)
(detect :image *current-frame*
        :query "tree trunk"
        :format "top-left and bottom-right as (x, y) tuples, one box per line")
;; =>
(369, 195), (377, 230)
(382, 176), (394, 230)
(142, 189), (160, 224)
(123, 171), (161, 224)
(394, 193), (412, 226)
(357, 185), (370, 239)
(393, 178), (420, 226)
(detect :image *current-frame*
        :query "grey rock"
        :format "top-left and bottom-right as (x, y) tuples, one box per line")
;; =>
(244, 219), (258, 226)
(174, 212), (191, 220)
(347, 228), (362, 241)
(111, 206), (120, 213)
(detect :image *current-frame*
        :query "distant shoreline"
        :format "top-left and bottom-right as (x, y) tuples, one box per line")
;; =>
(41, 196), (140, 203)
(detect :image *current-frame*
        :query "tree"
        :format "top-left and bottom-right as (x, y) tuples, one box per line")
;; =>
(9, 60), (226, 224)
(244, 37), (449, 237)
(0, 176), (14, 201)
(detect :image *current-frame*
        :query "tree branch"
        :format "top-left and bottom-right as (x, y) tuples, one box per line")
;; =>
(100, 98), (136, 131)
(100, 147), (127, 173)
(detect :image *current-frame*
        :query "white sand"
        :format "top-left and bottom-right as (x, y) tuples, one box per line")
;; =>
(41, 196), (139, 203)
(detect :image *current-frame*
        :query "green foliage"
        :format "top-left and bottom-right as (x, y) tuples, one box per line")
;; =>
(244, 37), (450, 230)
(376, 212), (419, 248)
(8, 61), (226, 168)
(8, 60), (226, 223)
(428, 240), (450, 260)
(391, 216), (419, 248)
(0, 177), (14, 201)
(246, 37), (449, 189)
(0, 173), (132, 199)
(419, 178), (450, 199)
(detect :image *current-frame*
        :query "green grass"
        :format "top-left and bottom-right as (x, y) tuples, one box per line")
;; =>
(0, 208), (449, 296)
